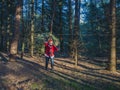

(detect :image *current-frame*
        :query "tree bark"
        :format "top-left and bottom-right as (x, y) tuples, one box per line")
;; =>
(68, 0), (73, 57)
(41, 0), (44, 33)
(109, 0), (116, 72)
(50, 0), (55, 34)
(74, 0), (80, 66)
(9, 0), (22, 61)
(0, 0), (4, 51)
(6, 1), (11, 52)
(30, 0), (35, 57)
(21, 1), (24, 59)
(59, 1), (63, 53)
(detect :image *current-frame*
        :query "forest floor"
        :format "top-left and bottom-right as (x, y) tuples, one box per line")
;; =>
(0, 52), (120, 90)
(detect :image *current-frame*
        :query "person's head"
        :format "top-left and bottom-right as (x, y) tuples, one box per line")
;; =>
(48, 39), (53, 45)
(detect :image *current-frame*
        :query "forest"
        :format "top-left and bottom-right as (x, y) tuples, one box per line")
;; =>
(0, 0), (120, 90)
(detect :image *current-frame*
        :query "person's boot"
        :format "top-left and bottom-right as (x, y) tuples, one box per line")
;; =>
(45, 58), (48, 70)
(51, 64), (54, 70)
(45, 63), (48, 70)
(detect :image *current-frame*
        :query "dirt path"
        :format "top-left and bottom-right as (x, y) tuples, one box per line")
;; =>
(0, 52), (120, 90)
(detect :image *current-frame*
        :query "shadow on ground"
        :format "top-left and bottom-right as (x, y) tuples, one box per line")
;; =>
(0, 53), (120, 90)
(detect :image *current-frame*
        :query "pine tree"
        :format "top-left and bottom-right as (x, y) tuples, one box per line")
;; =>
(68, 0), (73, 57)
(109, 0), (117, 72)
(30, 0), (35, 57)
(73, 0), (80, 66)
(9, 0), (22, 61)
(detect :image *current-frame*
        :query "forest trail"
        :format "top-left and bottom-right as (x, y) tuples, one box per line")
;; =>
(0, 52), (120, 90)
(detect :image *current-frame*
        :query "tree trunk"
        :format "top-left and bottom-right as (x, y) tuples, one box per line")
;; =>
(9, 0), (22, 61)
(21, 1), (24, 59)
(41, 0), (44, 33)
(68, 0), (73, 57)
(74, 0), (80, 66)
(6, 1), (11, 52)
(30, 0), (35, 57)
(50, 0), (55, 34)
(108, 0), (116, 72)
(59, 1), (63, 53)
(0, 0), (4, 51)
(21, 41), (25, 59)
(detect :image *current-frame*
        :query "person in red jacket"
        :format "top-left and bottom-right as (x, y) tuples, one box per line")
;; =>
(44, 39), (58, 70)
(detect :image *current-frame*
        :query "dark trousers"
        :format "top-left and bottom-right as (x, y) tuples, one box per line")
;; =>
(45, 57), (54, 70)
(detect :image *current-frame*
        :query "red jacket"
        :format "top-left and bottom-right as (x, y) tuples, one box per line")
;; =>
(44, 42), (58, 57)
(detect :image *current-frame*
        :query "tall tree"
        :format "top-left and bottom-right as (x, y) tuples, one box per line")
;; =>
(68, 0), (73, 56)
(59, 0), (63, 53)
(21, 1), (24, 59)
(109, 0), (117, 71)
(0, 0), (5, 51)
(101, 0), (117, 71)
(30, 0), (35, 57)
(41, 0), (44, 32)
(6, 1), (12, 52)
(9, 0), (22, 61)
(73, 0), (80, 66)
(50, 0), (56, 34)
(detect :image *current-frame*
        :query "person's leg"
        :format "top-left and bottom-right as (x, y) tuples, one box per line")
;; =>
(50, 57), (54, 69)
(45, 57), (49, 70)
